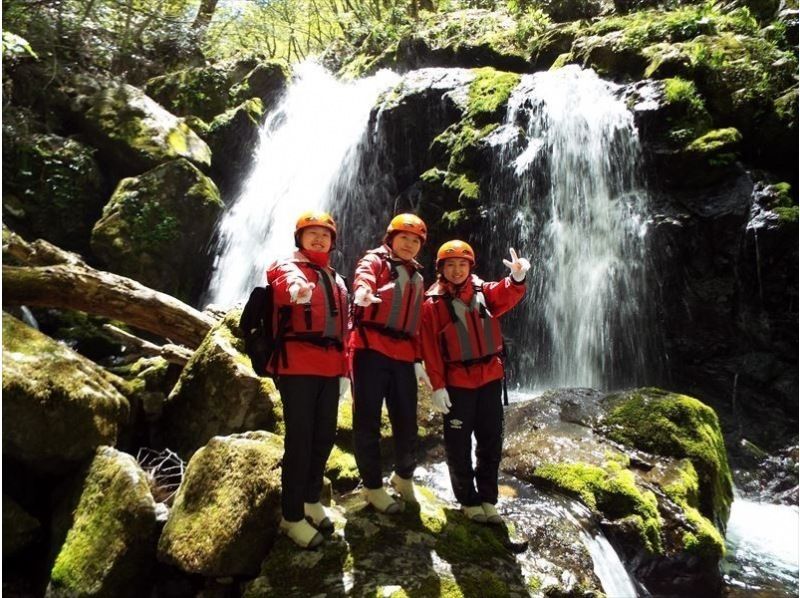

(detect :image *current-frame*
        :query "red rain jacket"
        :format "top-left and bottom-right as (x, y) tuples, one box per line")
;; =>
(420, 274), (525, 389)
(348, 245), (424, 364)
(266, 251), (348, 377)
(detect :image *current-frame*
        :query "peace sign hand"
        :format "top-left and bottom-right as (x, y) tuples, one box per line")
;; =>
(502, 248), (530, 282)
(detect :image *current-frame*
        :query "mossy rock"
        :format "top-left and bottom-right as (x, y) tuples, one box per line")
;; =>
(2, 313), (129, 473)
(245, 486), (532, 596)
(229, 61), (289, 109)
(3, 495), (41, 557)
(601, 387), (734, 530)
(157, 431), (284, 576)
(206, 98), (266, 196)
(68, 76), (211, 176)
(502, 388), (730, 574)
(145, 58), (287, 122)
(1, 132), (105, 252)
(47, 446), (158, 598)
(419, 67), (519, 249)
(159, 311), (280, 458)
(90, 158), (223, 301)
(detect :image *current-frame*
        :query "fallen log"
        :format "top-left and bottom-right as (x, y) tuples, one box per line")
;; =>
(3, 230), (216, 347)
(102, 324), (194, 365)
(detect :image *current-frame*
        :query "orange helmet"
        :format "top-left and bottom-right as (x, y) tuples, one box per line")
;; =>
(386, 213), (427, 242)
(295, 210), (337, 244)
(436, 240), (475, 268)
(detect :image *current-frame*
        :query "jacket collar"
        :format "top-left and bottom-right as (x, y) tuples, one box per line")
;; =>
(426, 274), (482, 299)
(370, 244), (423, 272)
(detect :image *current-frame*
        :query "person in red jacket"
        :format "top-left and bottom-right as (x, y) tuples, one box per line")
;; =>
(420, 240), (530, 525)
(267, 210), (349, 549)
(350, 213), (433, 513)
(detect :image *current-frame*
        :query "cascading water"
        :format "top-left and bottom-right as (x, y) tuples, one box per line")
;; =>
(204, 62), (400, 307)
(485, 66), (657, 390)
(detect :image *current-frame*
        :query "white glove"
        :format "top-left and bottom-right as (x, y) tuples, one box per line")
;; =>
(354, 285), (382, 307)
(431, 388), (451, 414)
(502, 248), (531, 282)
(339, 377), (351, 399)
(288, 280), (315, 304)
(414, 362), (432, 390)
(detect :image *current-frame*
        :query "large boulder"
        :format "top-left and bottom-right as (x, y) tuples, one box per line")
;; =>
(157, 431), (284, 577)
(2, 130), (105, 252)
(2, 313), (129, 473)
(244, 482), (603, 596)
(206, 98), (266, 197)
(47, 446), (158, 598)
(65, 76), (211, 176)
(159, 311), (280, 458)
(144, 58), (288, 121)
(90, 158), (223, 302)
(502, 387), (733, 596)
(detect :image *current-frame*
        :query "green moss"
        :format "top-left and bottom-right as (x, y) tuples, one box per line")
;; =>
(584, 4), (759, 50)
(326, 446), (360, 490)
(686, 127), (742, 152)
(158, 432), (283, 576)
(603, 388), (733, 530)
(467, 68), (521, 124)
(49, 448), (156, 596)
(534, 460), (663, 554)
(773, 206), (799, 223)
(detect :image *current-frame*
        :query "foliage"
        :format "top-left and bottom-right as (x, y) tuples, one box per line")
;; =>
(2, 0), (200, 80)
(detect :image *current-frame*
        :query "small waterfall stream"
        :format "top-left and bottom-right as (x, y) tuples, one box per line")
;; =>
(721, 491), (799, 595)
(416, 461), (639, 597)
(484, 66), (657, 390)
(204, 62), (399, 307)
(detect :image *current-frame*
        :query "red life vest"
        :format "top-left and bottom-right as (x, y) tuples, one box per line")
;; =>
(434, 279), (504, 364)
(276, 261), (347, 349)
(359, 251), (425, 339)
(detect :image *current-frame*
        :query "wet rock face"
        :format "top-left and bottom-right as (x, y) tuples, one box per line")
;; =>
(2, 313), (130, 474)
(244, 486), (603, 597)
(501, 387), (733, 595)
(647, 175), (798, 452)
(735, 445), (799, 505)
(90, 158), (223, 302)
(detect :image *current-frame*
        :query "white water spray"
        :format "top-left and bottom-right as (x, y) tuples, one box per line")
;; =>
(205, 62), (400, 307)
(489, 66), (653, 389)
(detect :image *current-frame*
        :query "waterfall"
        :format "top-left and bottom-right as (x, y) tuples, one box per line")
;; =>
(204, 62), (400, 307)
(486, 66), (655, 390)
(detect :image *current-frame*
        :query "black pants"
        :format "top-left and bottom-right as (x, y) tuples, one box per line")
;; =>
(352, 349), (418, 489)
(443, 379), (504, 507)
(277, 375), (339, 521)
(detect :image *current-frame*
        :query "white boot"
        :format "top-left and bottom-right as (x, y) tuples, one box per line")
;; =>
(304, 502), (334, 534)
(389, 472), (418, 503)
(365, 487), (401, 514)
(482, 502), (503, 525)
(462, 505), (487, 523)
(279, 518), (324, 549)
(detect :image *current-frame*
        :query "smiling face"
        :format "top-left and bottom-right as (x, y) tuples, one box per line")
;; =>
(441, 257), (471, 285)
(390, 231), (423, 261)
(300, 226), (333, 253)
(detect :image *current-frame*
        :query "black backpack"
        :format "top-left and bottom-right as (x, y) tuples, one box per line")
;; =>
(239, 285), (277, 377)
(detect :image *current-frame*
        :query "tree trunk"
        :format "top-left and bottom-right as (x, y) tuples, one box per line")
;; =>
(2, 230), (215, 347)
(191, 0), (219, 31)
